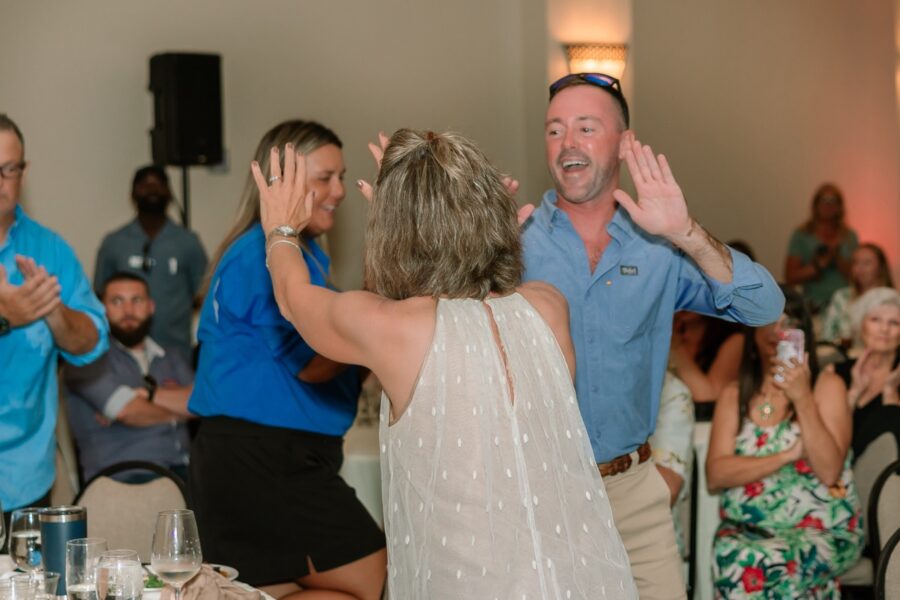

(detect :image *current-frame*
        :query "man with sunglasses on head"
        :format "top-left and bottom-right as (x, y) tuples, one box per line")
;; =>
(0, 113), (109, 519)
(520, 74), (784, 598)
(94, 165), (207, 358)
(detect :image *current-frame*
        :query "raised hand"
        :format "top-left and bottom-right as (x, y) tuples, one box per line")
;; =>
(0, 256), (61, 327)
(357, 131), (390, 203)
(772, 352), (813, 407)
(251, 144), (315, 237)
(612, 133), (692, 240)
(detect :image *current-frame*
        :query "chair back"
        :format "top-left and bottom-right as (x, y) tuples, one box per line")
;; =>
(875, 528), (900, 600)
(870, 459), (900, 563)
(855, 433), (899, 523)
(74, 461), (187, 562)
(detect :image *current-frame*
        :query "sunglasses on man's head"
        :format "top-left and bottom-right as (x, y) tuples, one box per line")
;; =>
(549, 73), (622, 98)
(548, 72), (630, 127)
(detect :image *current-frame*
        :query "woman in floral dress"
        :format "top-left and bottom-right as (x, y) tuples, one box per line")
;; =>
(707, 289), (863, 598)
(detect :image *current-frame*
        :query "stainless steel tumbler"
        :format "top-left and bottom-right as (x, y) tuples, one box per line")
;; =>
(39, 506), (87, 595)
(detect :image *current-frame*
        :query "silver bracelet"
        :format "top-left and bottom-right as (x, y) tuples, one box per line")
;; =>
(265, 238), (302, 270)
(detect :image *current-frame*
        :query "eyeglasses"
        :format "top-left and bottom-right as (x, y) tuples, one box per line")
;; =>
(548, 72), (630, 127)
(0, 161), (26, 180)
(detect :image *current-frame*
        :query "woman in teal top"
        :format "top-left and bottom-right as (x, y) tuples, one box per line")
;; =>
(707, 289), (863, 598)
(784, 183), (858, 312)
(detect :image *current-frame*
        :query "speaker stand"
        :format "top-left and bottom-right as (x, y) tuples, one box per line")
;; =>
(180, 165), (191, 228)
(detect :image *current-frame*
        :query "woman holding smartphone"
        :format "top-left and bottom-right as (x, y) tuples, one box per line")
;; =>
(706, 288), (862, 598)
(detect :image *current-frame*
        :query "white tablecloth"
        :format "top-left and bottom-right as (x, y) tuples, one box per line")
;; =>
(0, 555), (273, 599)
(340, 423), (382, 527)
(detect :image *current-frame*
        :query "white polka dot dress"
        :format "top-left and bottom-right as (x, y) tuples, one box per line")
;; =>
(380, 294), (637, 599)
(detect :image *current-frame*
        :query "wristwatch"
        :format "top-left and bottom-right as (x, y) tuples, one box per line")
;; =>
(0, 315), (9, 336)
(266, 225), (300, 244)
(143, 374), (158, 402)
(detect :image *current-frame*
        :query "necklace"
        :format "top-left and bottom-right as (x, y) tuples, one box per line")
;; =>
(757, 384), (781, 421)
(758, 390), (775, 420)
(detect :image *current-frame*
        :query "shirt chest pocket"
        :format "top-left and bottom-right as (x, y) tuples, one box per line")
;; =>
(595, 266), (663, 340)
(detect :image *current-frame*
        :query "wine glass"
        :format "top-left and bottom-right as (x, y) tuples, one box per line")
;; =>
(150, 510), (202, 600)
(9, 508), (43, 577)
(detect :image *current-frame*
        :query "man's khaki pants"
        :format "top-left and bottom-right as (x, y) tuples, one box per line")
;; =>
(604, 458), (686, 600)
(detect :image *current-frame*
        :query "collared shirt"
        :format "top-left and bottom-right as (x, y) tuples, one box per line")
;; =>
(94, 218), (207, 356)
(188, 225), (360, 436)
(64, 336), (193, 481)
(0, 205), (109, 509)
(522, 191), (784, 463)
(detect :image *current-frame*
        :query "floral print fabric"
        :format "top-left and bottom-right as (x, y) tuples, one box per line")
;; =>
(712, 419), (863, 598)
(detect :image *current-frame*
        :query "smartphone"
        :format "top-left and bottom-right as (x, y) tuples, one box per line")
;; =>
(775, 328), (804, 381)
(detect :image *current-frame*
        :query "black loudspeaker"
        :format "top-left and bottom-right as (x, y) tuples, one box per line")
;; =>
(149, 53), (223, 166)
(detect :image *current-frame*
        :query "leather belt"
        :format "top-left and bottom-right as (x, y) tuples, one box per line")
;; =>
(598, 441), (652, 478)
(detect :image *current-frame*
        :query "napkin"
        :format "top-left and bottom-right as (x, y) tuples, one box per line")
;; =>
(161, 565), (263, 600)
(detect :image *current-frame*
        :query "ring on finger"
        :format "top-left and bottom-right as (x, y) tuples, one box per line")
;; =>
(268, 175), (281, 184)
(776, 365), (784, 373)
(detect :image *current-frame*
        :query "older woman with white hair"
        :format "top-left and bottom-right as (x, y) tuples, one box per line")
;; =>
(834, 286), (900, 461)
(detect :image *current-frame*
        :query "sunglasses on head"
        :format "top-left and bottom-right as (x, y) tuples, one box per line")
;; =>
(548, 73), (630, 127)
(549, 73), (621, 97)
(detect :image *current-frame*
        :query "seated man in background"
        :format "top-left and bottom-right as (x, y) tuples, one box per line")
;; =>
(64, 272), (193, 483)
(94, 165), (207, 358)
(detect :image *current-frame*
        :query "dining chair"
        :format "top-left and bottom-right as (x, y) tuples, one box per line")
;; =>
(74, 461), (188, 562)
(869, 459), (900, 567)
(843, 433), (900, 590)
(875, 528), (900, 600)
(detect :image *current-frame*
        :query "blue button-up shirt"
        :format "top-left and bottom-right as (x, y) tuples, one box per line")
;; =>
(0, 205), (109, 509)
(522, 191), (784, 463)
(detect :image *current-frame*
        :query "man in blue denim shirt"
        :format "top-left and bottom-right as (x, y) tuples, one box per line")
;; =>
(0, 114), (108, 517)
(521, 75), (784, 598)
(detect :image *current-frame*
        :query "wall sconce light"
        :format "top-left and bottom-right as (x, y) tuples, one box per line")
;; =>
(564, 43), (628, 79)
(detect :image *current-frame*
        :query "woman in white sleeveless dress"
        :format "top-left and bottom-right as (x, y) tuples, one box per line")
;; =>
(253, 129), (638, 599)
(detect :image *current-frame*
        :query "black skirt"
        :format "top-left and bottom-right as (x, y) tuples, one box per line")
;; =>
(189, 416), (385, 586)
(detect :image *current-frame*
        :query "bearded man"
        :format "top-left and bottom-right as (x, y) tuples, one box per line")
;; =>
(64, 272), (194, 482)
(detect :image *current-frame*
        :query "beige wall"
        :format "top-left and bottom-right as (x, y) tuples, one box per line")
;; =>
(631, 0), (900, 283)
(2, 0), (548, 290)
(4, 1), (898, 290)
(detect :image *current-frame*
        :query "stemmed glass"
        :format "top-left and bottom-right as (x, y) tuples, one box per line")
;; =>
(9, 508), (43, 577)
(150, 510), (202, 600)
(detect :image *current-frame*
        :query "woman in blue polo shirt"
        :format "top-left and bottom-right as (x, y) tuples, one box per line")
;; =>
(188, 120), (385, 598)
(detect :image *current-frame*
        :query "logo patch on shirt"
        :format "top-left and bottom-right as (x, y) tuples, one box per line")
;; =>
(620, 265), (639, 276)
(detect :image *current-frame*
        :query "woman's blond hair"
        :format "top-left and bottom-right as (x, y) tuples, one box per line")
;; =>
(364, 129), (522, 300)
(199, 120), (341, 300)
